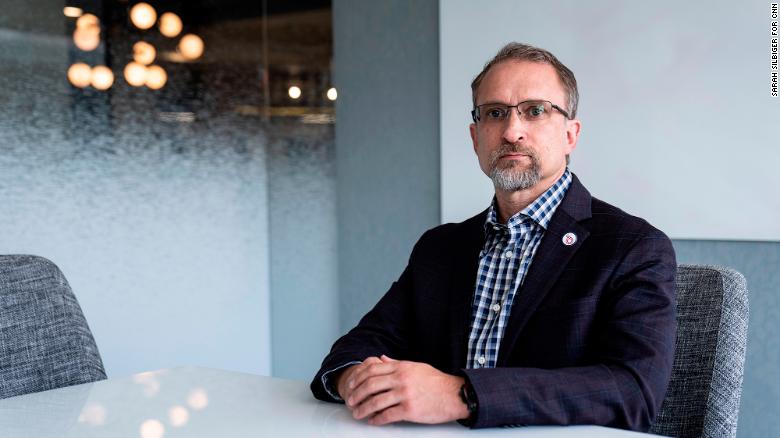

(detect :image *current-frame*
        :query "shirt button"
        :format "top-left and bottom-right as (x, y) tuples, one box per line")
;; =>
(491, 303), (501, 312)
(504, 250), (513, 259)
(477, 356), (486, 365)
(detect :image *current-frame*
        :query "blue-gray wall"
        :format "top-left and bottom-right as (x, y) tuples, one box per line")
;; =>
(333, 0), (441, 330)
(439, 0), (779, 241)
(269, 125), (339, 380)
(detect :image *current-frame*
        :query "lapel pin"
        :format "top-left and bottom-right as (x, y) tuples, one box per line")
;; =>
(562, 232), (577, 246)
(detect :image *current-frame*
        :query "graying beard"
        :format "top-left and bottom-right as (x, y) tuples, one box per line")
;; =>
(490, 161), (541, 191)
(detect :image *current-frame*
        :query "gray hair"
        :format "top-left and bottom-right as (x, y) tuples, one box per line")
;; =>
(471, 42), (579, 119)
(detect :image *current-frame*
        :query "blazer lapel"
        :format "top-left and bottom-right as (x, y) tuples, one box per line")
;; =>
(497, 175), (592, 364)
(447, 211), (486, 371)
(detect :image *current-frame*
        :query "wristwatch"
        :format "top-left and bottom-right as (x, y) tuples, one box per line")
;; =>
(457, 382), (478, 427)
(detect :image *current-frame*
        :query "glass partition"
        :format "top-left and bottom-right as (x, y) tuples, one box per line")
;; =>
(0, 0), (335, 378)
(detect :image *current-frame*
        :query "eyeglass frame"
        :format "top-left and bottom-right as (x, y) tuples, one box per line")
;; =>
(471, 100), (571, 124)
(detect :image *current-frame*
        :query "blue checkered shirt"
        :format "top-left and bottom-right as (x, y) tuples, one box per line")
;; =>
(466, 168), (572, 369)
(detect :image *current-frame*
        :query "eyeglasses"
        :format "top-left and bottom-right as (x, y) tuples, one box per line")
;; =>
(471, 100), (571, 124)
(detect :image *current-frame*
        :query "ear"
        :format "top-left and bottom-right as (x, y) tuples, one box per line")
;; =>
(564, 118), (581, 155)
(469, 123), (478, 154)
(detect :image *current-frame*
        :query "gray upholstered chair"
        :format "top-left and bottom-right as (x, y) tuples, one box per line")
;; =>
(650, 265), (749, 438)
(0, 255), (106, 399)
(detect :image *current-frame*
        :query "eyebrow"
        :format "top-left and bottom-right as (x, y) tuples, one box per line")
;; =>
(476, 99), (547, 106)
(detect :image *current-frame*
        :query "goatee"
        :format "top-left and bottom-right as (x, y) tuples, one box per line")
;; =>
(489, 144), (541, 191)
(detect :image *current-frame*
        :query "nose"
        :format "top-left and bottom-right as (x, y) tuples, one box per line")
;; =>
(501, 108), (526, 144)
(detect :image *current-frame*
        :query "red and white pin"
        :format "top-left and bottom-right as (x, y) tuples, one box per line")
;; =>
(562, 232), (577, 246)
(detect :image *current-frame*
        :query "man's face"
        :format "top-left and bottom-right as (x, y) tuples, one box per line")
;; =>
(469, 60), (580, 192)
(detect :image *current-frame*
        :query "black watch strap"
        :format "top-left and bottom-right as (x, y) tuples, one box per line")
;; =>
(457, 382), (478, 427)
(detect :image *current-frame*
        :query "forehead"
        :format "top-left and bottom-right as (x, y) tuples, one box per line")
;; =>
(476, 60), (566, 105)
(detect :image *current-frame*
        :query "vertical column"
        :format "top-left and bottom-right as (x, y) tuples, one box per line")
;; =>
(333, 0), (441, 330)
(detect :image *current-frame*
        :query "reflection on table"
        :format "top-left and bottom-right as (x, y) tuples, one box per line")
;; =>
(0, 366), (663, 437)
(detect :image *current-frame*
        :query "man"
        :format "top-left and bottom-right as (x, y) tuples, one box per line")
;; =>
(311, 42), (677, 431)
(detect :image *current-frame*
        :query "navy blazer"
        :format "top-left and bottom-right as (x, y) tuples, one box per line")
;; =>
(311, 174), (677, 431)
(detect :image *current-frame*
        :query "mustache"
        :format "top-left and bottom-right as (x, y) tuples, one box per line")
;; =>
(490, 144), (537, 163)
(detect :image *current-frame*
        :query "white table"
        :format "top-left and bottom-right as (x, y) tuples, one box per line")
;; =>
(0, 367), (662, 437)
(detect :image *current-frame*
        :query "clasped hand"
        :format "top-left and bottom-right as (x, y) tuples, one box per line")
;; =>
(336, 355), (468, 426)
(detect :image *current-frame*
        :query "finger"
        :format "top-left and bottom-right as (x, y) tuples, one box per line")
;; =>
(348, 362), (397, 391)
(348, 374), (396, 408)
(379, 354), (398, 362)
(337, 363), (366, 401)
(368, 405), (406, 426)
(343, 357), (381, 394)
(340, 358), (379, 393)
(363, 356), (383, 365)
(352, 388), (402, 420)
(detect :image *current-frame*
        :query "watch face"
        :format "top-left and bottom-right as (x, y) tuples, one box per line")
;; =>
(459, 384), (469, 403)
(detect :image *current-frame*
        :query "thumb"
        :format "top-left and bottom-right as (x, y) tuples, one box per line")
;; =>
(380, 354), (397, 362)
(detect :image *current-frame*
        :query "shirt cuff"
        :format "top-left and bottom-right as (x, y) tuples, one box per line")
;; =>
(321, 361), (362, 401)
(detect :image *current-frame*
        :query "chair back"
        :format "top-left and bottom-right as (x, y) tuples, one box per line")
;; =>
(0, 255), (106, 399)
(650, 264), (749, 438)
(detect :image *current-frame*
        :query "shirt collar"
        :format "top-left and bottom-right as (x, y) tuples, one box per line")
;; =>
(484, 168), (572, 237)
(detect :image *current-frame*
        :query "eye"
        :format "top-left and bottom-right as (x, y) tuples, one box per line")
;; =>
(483, 106), (507, 120)
(526, 104), (546, 118)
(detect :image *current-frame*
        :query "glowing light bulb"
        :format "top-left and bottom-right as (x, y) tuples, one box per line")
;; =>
(130, 3), (157, 30)
(73, 28), (100, 51)
(124, 62), (147, 87)
(288, 86), (302, 99)
(90, 65), (114, 90)
(145, 65), (167, 90)
(63, 7), (82, 18)
(177, 34), (204, 60)
(67, 63), (92, 88)
(159, 12), (182, 38)
(73, 14), (100, 52)
(76, 13), (99, 29)
(133, 41), (156, 65)
(326, 87), (337, 101)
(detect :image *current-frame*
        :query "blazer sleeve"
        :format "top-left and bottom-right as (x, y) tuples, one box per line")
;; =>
(310, 238), (421, 402)
(462, 227), (677, 431)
